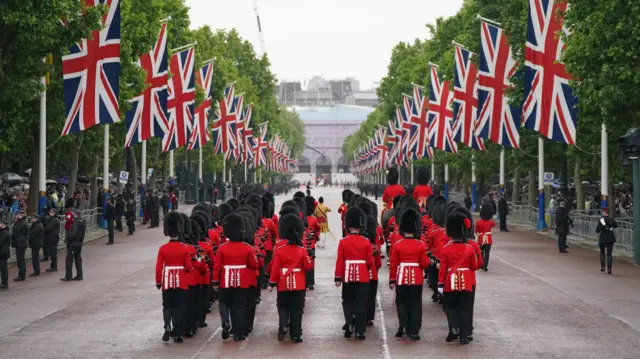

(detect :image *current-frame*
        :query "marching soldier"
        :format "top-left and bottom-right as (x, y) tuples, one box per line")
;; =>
(304, 196), (320, 290)
(438, 206), (479, 345)
(212, 214), (260, 342)
(382, 168), (405, 214)
(155, 212), (192, 343)
(268, 213), (313, 343)
(364, 215), (382, 327)
(334, 207), (374, 340)
(389, 208), (429, 341)
(338, 189), (353, 238)
(475, 203), (496, 271)
(412, 167), (434, 209)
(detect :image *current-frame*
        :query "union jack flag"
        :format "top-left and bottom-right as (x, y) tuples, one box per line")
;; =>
(124, 22), (168, 148)
(187, 62), (214, 150)
(211, 83), (238, 156)
(398, 103), (415, 161)
(162, 48), (195, 152)
(252, 122), (268, 168)
(386, 119), (397, 165)
(428, 66), (457, 153)
(62, 0), (121, 136)
(408, 85), (435, 158)
(452, 46), (485, 151)
(523, 0), (577, 145)
(476, 21), (521, 148)
(242, 106), (255, 161)
(233, 96), (247, 163)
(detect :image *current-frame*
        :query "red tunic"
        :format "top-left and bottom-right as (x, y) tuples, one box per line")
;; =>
(438, 242), (479, 292)
(467, 239), (483, 283)
(261, 218), (278, 251)
(474, 219), (495, 246)
(335, 233), (374, 283)
(428, 227), (448, 259)
(306, 216), (320, 249)
(272, 214), (279, 229)
(369, 242), (383, 281)
(382, 184), (406, 210)
(212, 241), (259, 289)
(389, 237), (429, 285)
(198, 241), (215, 285)
(266, 239), (288, 276)
(412, 185), (434, 208)
(269, 244), (313, 291)
(155, 241), (193, 290)
(338, 204), (347, 232)
(208, 228), (221, 252)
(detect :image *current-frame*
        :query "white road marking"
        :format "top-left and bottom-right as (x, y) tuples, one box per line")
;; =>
(190, 326), (222, 359)
(376, 292), (392, 359)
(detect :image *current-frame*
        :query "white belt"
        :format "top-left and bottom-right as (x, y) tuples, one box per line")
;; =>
(281, 268), (301, 273)
(344, 260), (366, 282)
(448, 267), (470, 271)
(398, 262), (419, 284)
(224, 265), (247, 287)
(164, 266), (184, 270)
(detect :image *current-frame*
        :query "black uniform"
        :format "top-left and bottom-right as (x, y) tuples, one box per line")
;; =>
(146, 195), (160, 228)
(29, 218), (44, 276)
(161, 193), (169, 217)
(555, 206), (572, 253)
(498, 197), (508, 232)
(596, 215), (617, 273)
(44, 214), (61, 271)
(63, 218), (86, 280)
(0, 223), (11, 288)
(125, 199), (136, 235)
(115, 196), (125, 232)
(105, 202), (115, 244)
(11, 216), (29, 280)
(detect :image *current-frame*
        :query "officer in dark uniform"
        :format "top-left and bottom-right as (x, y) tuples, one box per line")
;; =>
(115, 194), (125, 232)
(554, 201), (573, 253)
(125, 198), (136, 235)
(105, 196), (116, 245)
(28, 213), (44, 277)
(62, 212), (85, 281)
(0, 218), (11, 289)
(11, 211), (29, 281)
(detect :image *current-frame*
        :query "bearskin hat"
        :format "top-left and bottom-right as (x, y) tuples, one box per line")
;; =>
(480, 203), (494, 221)
(399, 208), (422, 236)
(192, 209), (211, 229)
(344, 206), (366, 229)
(180, 213), (191, 236)
(425, 195), (436, 215)
(293, 197), (306, 214)
(293, 191), (306, 199)
(305, 196), (316, 216)
(280, 205), (300, 218)
(190, 218), (201, 243)
(193, 204), (211, 218)
(236, 212), (255, 241)
(218, 203), (233, 221)
(190, 214), (208, 239)
(210, 205), (220, 223)
(163, 211), (184, 238)
(227, 198), (240, 210)
(392, 194), (404, 210)
(349, 194), (362, 208)
(262, 191), (275, 204)
(364, 215), (377, 244)
(358, 200), (374, 217)
(261, 197), (272, 219)
(387, 167), (400, 185)
(342, 189), (354, 204)
(279, 213), (305, 245)
(223, 214), (245, 242)
(446, 205), (473, 240)
(416, 167), (429, 185)
(430, 196), (448, 226)
(237, 207), (257, 234)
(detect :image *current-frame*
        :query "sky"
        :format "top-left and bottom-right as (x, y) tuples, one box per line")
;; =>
(186, 0), (464, 90)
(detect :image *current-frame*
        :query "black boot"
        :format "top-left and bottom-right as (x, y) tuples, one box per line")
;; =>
(395, 327), (404, 338)
(607, 254), (613, 274)
(277, 326), (286, 342)
(600, 251), (605, 272)
(162, 330), (171, 342)
(291, 337), (303, 344)
(460, 337), (469, 345)
(221, 322), (230, 340)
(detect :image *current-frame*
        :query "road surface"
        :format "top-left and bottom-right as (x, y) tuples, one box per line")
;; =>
(1, 187), (639, 359)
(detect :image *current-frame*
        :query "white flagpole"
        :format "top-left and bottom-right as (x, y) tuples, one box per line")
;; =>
(169, 150), (174, 179)
(471, 152), (477, 211)
(444, 163), (449, 200)
(244, 159), (248, 183)
(140, 141), (147, 217)
(410, 162), (414, 184)
(38, 65), (47, 215)
(223, 158), (226, 183)
(198, 146), (203, 181)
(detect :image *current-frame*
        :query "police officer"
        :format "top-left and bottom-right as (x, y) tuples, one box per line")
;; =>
(11, 211), (29, 281)
(44, 208), (61, 272)
(62, 212), (85, 281)
(105, 196), (116, 245)
(115, 194), (125, 232)
(125, 198), (136, 235)
(28, 213), (44, 277)
(0, 218), (11, 289)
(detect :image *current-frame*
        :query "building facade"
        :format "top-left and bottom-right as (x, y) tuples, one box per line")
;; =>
(292, 105), (374, 178)
(276, 76), (379, 108)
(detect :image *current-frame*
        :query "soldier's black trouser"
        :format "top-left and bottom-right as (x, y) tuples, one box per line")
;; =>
(277, 290), (305, 338)
(342, 282), (368, 335)
(481, 244), (492, 269)
(219, 288), (250, 338)
(367, 279), (378, 322)
(162, 289), (187, 337)
(395, 285), (423, 335)
(444, 291), (473, 339)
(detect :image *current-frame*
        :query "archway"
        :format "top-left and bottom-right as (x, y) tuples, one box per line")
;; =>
(337, 156), (350, 173)
(315, 155), (333, 177)
(298, 156), (311, 173)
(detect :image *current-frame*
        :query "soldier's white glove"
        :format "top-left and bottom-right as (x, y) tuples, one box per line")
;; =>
(437, 287), (443, 295)
(436, 263), (440, 269)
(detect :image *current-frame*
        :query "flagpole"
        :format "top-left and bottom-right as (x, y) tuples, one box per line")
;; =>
(537, 137), (547, 230)
(101, 125), (109, 229)
(500, 148), (506, 192)
(410, 162), (414, 184)
(198, 146), (203, 181)
(444, 163), (449, 201)
(244, 159), (247, 183)
(471, 152), (477, 212)
(431, 160), (435, 183)
(601, 123), (609, 210)
(38, 60), (47, 215)
(223, 158), (226, 183)
(476, 14), (502, 27)
(169, 150), (174, 181)
(140, 141), (146, 217)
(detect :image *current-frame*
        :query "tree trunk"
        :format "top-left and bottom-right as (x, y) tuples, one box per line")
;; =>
(67, 132), (84, 194)
(528, 168), (536, 207)
(89, 153), (99, 209)
(574, 154), (584, 210)
(513, 167), (521, 203)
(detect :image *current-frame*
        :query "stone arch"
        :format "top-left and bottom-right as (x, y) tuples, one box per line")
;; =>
(337, 156), (350, 173)
(315, 155), (333, 175)
(298, 156), (311, 173)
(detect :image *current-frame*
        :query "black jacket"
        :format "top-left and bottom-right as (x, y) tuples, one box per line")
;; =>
(115, 198), (125, 216)
(67, 218), (86, 249)
(498, 198), (508, 215)
(125, 200), (136, 219)
(555, 207), (573, 235)
(11, 217), (29, 248)
(596, 216), (617, 244)
(29, 220), (45, 248)
(44, 216), (61, 245)
(105, 203), (115, 221)
(0, 227), (11, 259)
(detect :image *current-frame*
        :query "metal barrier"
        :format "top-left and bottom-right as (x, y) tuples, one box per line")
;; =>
(179, 191), (185, 207)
